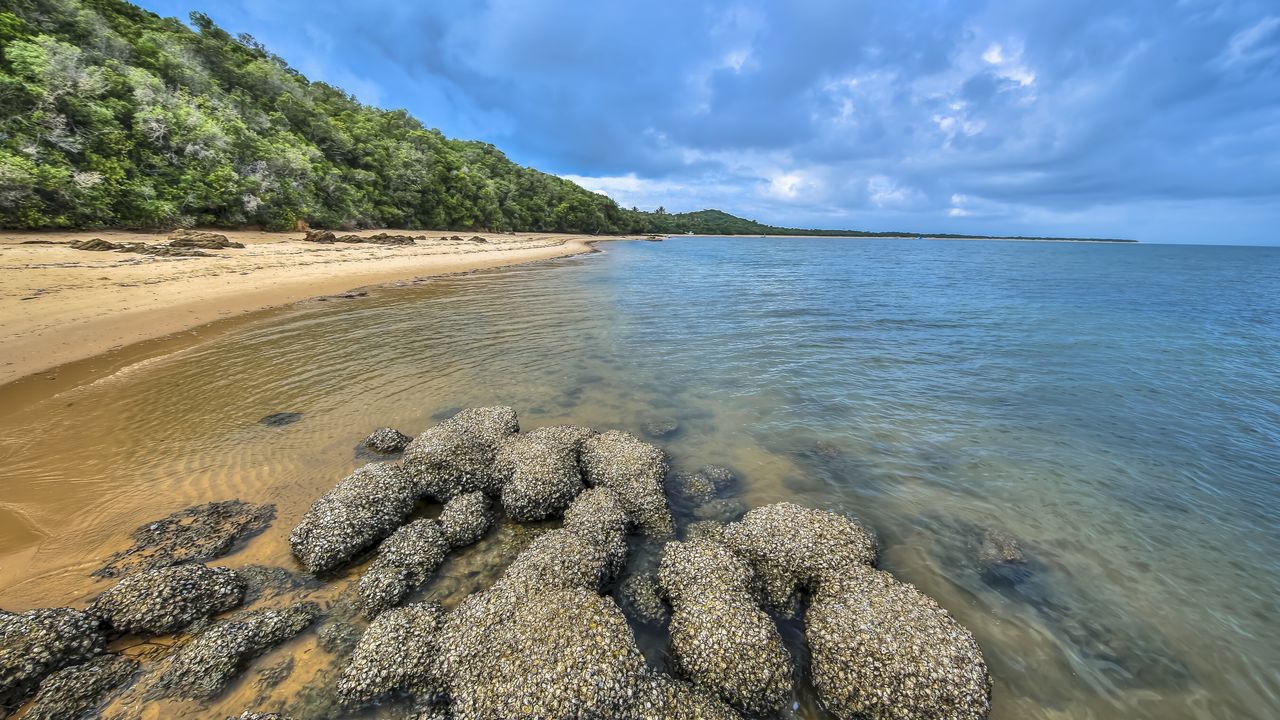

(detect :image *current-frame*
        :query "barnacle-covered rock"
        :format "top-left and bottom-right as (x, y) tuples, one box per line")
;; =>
(627, 672), (742, 719)
(692, 497), (747, 523)
(149, 602), (319, 700)
(357, 519), (449, 618)
(658, 540), (793, 715)
(443, 588), (648, 719)
(616, 571), (669, 625)
(362, 427), (413, 454)
(289, 463), (421, 573)
(23, 654), (138, 720)
(89, 564), (245, 635)
(401, 407), (519, 499)
(338, 602), (445, 702)
(437, 491), (494, 547)
(806, 568), (991, 720)
(0, 608), (106, 708)
(580, 431), (674, 537)
(683, 520), (727, 542)
(524, 424), (598, 455)
(316, 621), (362, 656)
(93, 500), (276, 578)
(720, 503), (877, 613)
(494, 434), (584, 521)
(672, 465), (736, 503)
(640, 417), (679, 439)
(228, 713), (292, 720)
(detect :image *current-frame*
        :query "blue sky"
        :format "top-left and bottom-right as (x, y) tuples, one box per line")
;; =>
(133, 1), (1280, 244)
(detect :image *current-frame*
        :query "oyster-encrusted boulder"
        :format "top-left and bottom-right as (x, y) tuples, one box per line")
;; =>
(0, 608), (106, 708)
(23, 654), (138, 720)
(616, 571), (669, 625)
(401, 407), (519, 499)
(362, 427), (413, 454)
(630, 672), (742, 719)
(494, 434), (585, 521)
(684, 520), (727, 542)
(89, 564), (245, 635)
(149, 602), (319, 700)
(658, 540), (793, 715)
(524, 424), (598, 455)
(673, 465), (736, 503)
(437, 491), (495, 547)
(357, 520), (449, 618)
(580, 430), (674, 537)
(806, 568), (991, 720)
(338, 602), (445, 702)
(228, 713), (292, 720)
(721, 503), (877, 614)
(93, 500), (276, 578)
(444, 588), (649, 719)
(289, 463), (421, 573)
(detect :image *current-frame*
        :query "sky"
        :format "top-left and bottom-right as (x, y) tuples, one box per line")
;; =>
(132, 0), (1280, 244)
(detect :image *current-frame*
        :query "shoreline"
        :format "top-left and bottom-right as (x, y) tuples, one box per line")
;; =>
(0, 229), (631, 388)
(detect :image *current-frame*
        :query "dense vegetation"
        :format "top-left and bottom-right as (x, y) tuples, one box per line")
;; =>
(0, 0), (1132, 241)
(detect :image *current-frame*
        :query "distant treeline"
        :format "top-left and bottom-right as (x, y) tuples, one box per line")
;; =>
(0, 0), (1132, 242)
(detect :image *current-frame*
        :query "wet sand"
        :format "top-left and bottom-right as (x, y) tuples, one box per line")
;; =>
(0, 229), (625, 386)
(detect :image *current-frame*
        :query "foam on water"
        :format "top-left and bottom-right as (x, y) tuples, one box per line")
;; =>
(0, 237), (1277, 719)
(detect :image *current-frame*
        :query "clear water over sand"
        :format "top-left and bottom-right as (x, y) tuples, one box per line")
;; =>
(1, 237), (1277, 718)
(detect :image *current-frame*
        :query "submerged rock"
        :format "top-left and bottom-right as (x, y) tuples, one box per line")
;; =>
(93, 500), (276, 578)
(361, 426), (413, 454)
(494, 433), (585, 521)
(237, 565), (309, 605)
(720, 502), (877, 614)
(692, 497), (747, 523)
(0, 607), (106, 709)
(658, 540), (793, 715)
(289, 462), (421, 573)
(673, 465), (736, 503)
(316, 621), (362, 657)
(357, 519), (449, 619)
(616, 571), (669, 625)
(23, 654), (138, 720)
(89, 564), (245, 635)
(806, 568), (991, 720)
(259, 412), (303, 427)
(401, 407), (520, 499)
(640, 417), (680, 439)
(580, 430), (674, 537)
(149, 602), (319, 700)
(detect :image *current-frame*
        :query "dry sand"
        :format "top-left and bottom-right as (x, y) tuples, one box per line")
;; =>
(0, 229), (621, 386)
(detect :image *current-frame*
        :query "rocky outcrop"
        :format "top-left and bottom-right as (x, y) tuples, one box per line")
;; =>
(580, 430), (674, 537)
(288, 462), (422, 573)
(89, 564), (245, 635)
(361, 426), (412, 454)
(494, 433), (586, 521)
(93, 500), (275, 578)
(658, 539), (793, 715)
(356, 520), (449, 619)
(400, 407), (520, 499)
(167, 230), (245, 249)
(149, 602), (319, 700)
(303, 230), (421, 245)
(0, 608), (106, 709)
(22, 654), (138, 720)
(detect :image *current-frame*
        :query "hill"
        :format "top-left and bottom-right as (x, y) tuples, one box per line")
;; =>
(0, 0), (1131, 241)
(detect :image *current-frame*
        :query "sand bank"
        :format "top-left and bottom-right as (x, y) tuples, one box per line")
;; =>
(0, 229), (620, 386)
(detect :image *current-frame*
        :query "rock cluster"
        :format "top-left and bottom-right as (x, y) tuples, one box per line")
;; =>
(361, 426), (413, 454)
(289, 462), (421, 573)
(0, 608), (106, 709)
(149, 602), (319, 700)
(658, 539), (793, 715)
(22, 654), (138, 720)
(401, 406), (520, 499)
(93, 500), (276, 578)
(303, 230), (422, 245)
(89, 564), (245, 635)
(167, 230), (246, 249)
(580, 430), (675, 537)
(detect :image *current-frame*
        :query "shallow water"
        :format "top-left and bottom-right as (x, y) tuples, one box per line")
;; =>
(1, 237), (1278, 719)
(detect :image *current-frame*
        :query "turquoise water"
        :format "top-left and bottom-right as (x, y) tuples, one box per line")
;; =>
(2, 237), (1277, 718)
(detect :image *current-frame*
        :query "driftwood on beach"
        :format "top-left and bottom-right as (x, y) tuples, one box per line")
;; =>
(0, 406), (992, 720)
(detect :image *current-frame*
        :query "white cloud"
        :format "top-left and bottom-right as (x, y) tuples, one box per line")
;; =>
(1217, 16), (1280, 68)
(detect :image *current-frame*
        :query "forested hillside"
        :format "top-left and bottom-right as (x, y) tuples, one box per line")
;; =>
(0, 0), (650, 232)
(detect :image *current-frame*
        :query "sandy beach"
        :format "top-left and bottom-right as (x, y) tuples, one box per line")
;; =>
(0, 229), (619, 386)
